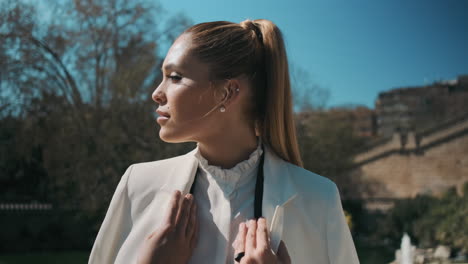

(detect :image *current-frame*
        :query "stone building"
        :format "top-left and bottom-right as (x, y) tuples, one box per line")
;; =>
(375, 75), (468, 138)
(327, 106), (377, 137)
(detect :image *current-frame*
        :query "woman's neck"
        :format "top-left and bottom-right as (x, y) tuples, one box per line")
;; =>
(197, 132), (259, 170)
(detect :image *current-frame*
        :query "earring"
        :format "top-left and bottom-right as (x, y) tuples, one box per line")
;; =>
(220, 106), (226, 112)
(236, 88), (240, 92)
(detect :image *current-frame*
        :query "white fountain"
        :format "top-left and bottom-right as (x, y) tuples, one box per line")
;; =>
(401, 233), (413, 264)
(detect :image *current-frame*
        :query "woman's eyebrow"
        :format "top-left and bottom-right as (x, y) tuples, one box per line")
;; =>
(161, 63), (177, 72)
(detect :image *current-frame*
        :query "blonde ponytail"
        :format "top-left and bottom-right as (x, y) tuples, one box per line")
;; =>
(253, 20), (303, 167)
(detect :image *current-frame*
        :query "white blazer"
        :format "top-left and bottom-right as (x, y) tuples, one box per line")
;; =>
(89, 145), (360, 264)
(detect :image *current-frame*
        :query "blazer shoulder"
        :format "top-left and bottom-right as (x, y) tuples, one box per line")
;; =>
(131, 152), (190, 171)
(285, 162), (339, 202)
(124, 151), (194, 195)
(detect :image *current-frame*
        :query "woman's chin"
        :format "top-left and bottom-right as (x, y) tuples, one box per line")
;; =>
(159, 128), (185, 143)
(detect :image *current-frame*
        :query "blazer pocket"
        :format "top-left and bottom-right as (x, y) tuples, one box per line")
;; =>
(269, 194), (298, 253)
(269, 205), (284, 253)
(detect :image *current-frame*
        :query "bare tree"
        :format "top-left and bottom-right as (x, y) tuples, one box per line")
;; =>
(0, 0), (193, 214)
(290, 63), (330, 111)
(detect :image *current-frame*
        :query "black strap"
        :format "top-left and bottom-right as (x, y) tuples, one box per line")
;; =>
(254, 153), (264, 219)
(190, 152), (265, 219)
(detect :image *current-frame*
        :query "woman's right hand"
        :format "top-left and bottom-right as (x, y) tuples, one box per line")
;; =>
(137, 190), (198, 264)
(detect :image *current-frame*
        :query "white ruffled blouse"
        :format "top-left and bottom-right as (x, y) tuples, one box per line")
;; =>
(189, 140), (264, 264)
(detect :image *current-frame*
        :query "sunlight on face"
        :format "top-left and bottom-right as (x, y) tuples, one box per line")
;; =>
(152, 33), (224, 143)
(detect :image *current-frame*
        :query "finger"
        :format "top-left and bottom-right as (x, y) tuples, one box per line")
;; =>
(186, 195), (197, 238)
(189, 205), (199, 250)
(234, 222), (247, 255)
(277, 240), (291, 264)
(164, 190), (181, 225)
(256, 217), (270, 250)
(246, 219), (257, 252)
(179, 194), (192, 227)
(176, 194), (192, 235)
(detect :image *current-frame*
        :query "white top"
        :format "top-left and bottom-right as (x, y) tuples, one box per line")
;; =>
(190, 141), (263, 264)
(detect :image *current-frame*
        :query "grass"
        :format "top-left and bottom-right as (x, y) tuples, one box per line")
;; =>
(356, 242), (395, 264)
(0, 249), (394, 264)
(0, 251), (89, 264)
(0, 249), (392, 264)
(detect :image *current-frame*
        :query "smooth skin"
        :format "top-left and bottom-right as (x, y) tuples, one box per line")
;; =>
(152, 33), (259, 169)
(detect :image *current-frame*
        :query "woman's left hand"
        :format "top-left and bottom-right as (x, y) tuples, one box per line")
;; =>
(233, 218), (291, 264)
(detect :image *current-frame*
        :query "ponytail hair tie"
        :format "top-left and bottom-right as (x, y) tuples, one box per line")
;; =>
(250, 22), (263, 43)
(242, 20), (263, 44)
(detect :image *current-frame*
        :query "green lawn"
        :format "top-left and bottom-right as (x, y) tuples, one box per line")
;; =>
(0, 249), (391, 264)
(357, 247), (394, 264)
(1, 249), (465, 264)
(1, 249), (386, 264)
(0, 249), (390, 264)
(0, 251), (89, 264)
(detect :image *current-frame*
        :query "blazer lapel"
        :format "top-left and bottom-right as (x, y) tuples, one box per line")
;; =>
(166, 148), (199, 195)
(262, 145), (298, 252)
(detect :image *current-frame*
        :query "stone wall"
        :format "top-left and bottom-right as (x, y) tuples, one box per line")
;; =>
(351, 116), (468, 208)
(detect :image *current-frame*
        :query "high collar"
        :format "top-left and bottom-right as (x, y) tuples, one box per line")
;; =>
(193, 140), (263, 194)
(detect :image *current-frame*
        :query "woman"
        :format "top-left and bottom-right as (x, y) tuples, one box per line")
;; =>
(89, 19), (359, 264)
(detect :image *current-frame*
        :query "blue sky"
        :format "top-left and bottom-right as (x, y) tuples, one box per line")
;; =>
(157, 0), (468, 108)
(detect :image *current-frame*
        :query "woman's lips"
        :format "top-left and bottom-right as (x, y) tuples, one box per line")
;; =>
(156, 109), (170, 117)
(157, 116), (169, 124)
(156, 109), (170, 124)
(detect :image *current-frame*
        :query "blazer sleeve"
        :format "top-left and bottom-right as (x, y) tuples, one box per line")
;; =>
(88, 165), (134, 264)
(326, 183), (360, 264)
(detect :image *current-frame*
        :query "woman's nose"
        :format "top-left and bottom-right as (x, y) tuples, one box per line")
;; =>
(152, 84), (166, 105)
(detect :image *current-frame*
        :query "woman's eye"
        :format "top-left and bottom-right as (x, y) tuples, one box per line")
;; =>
(167, 74), (182, 82)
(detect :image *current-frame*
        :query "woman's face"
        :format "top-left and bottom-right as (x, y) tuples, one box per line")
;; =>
(152, 33), (222, 143)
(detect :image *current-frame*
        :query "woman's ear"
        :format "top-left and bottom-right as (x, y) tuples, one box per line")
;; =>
(219, 79), (241, 107)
